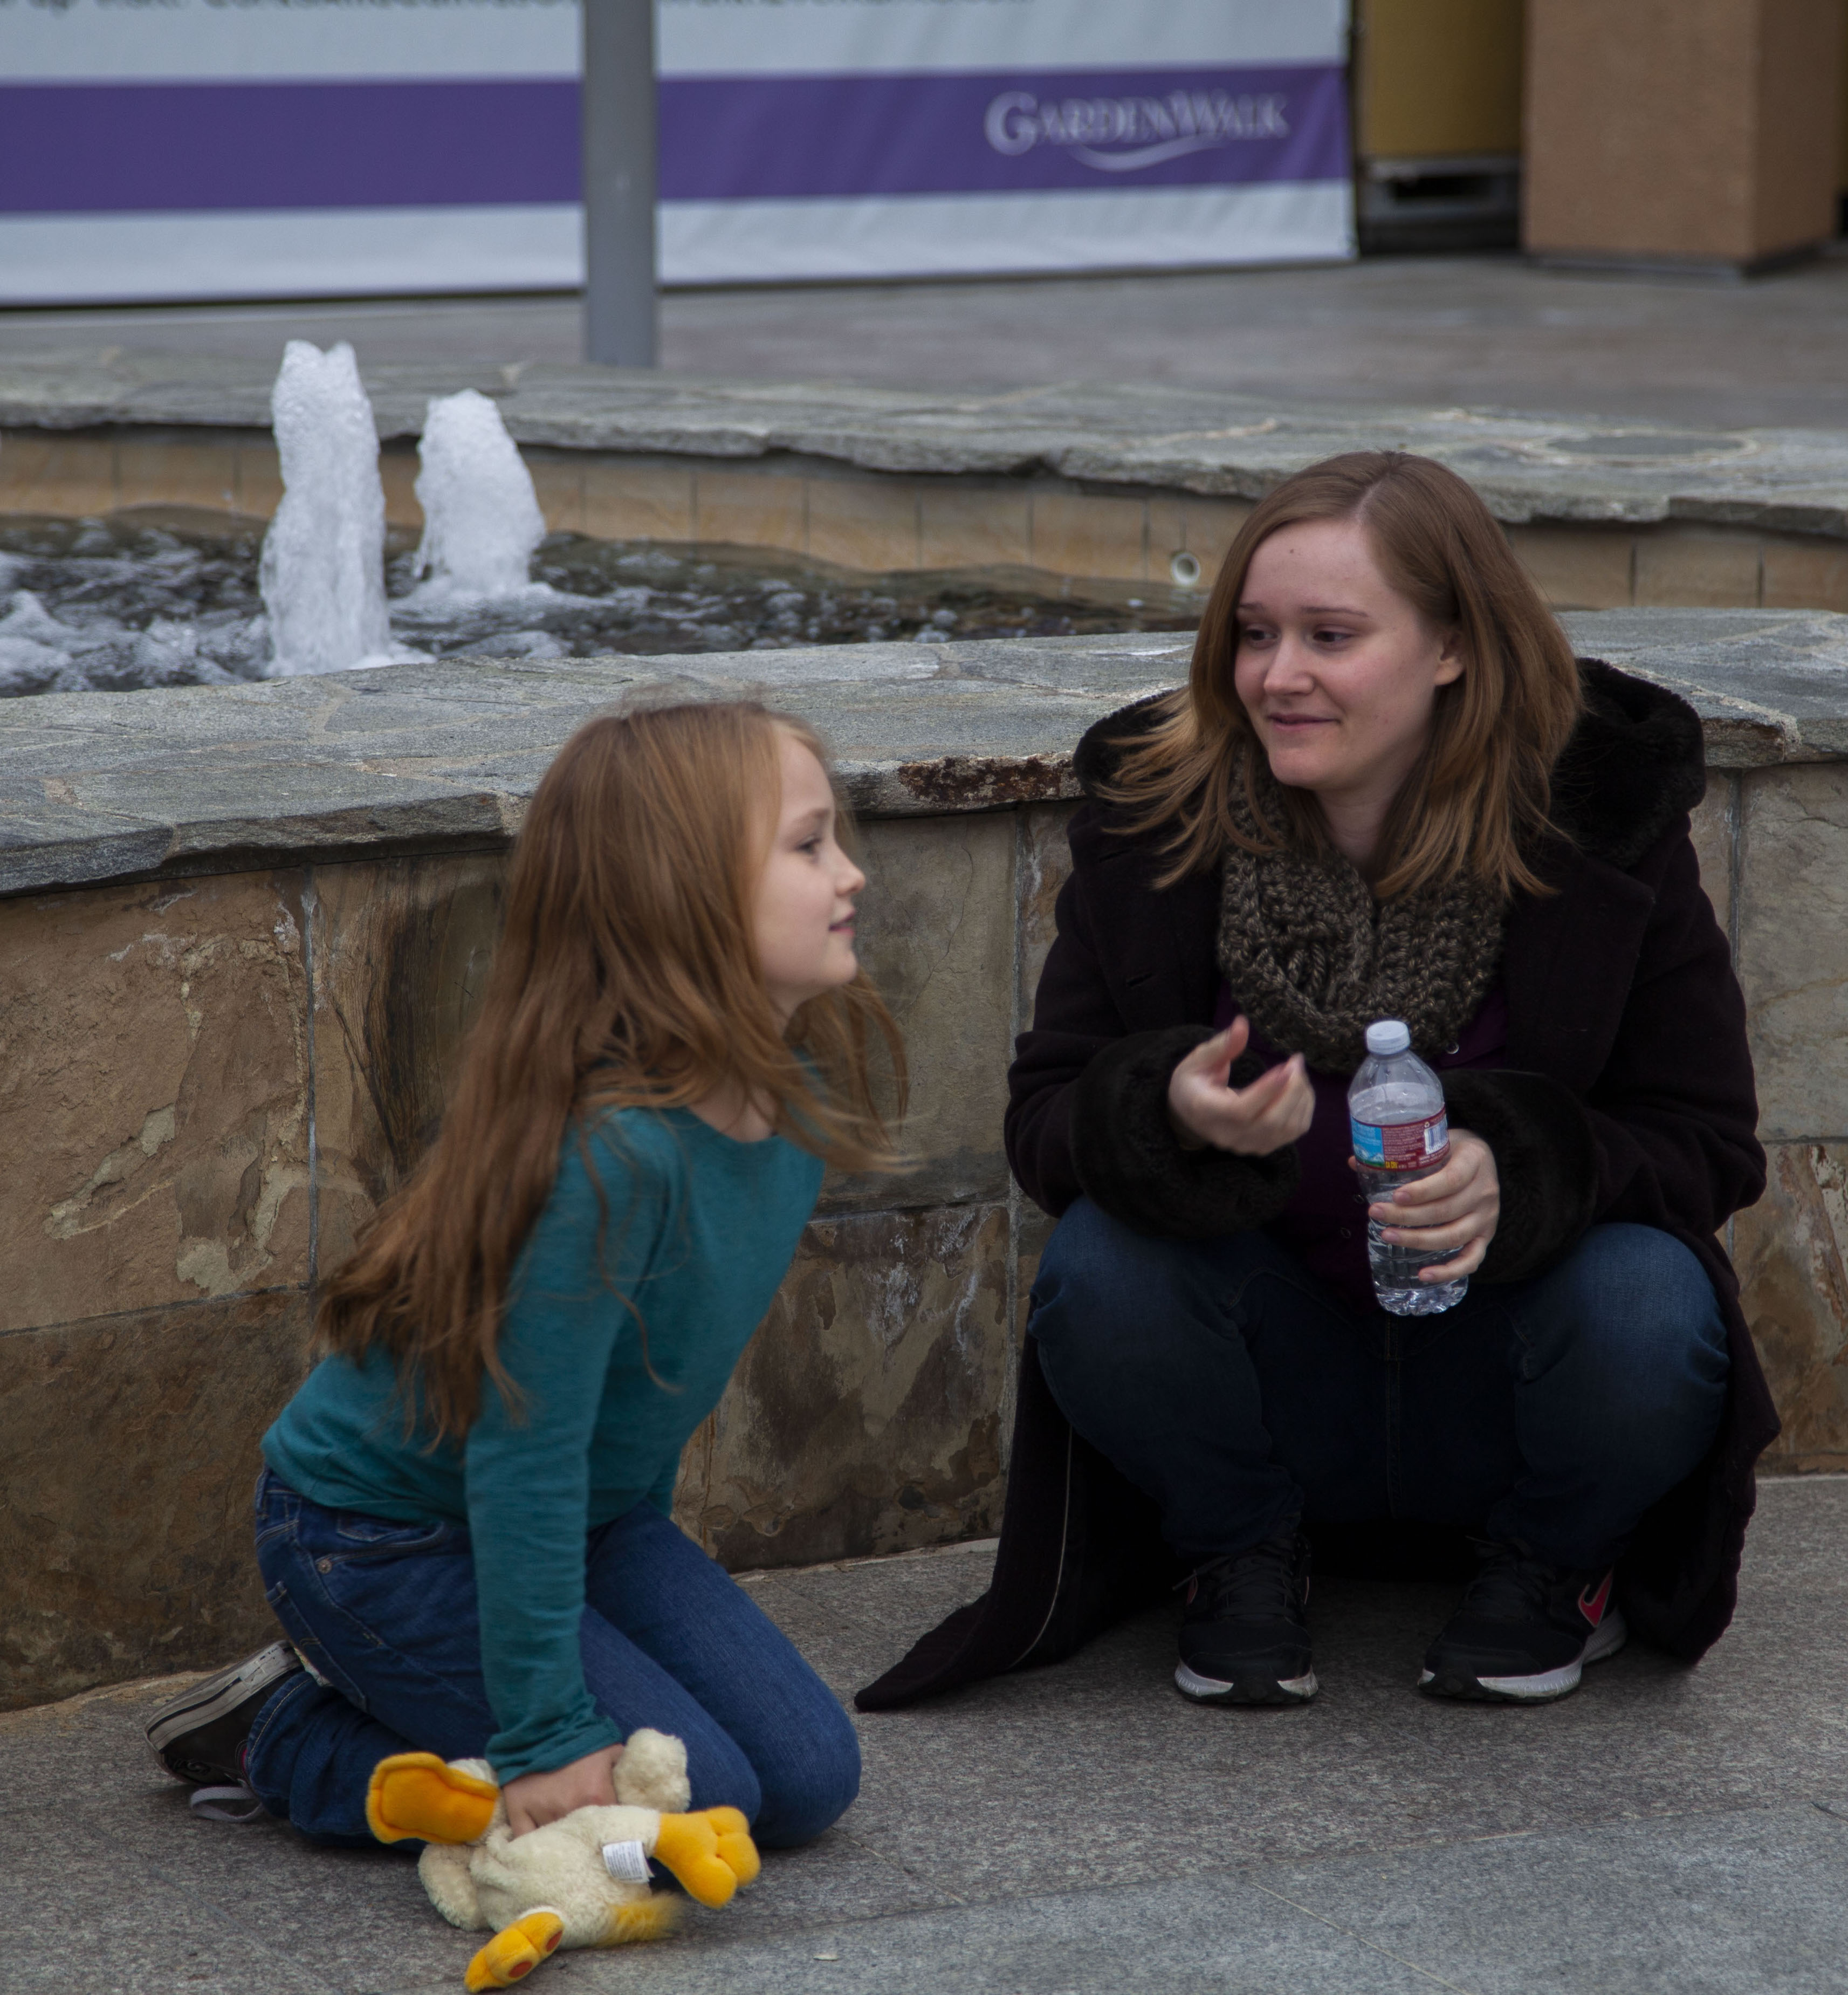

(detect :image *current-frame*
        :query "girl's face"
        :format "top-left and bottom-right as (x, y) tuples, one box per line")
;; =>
(754, 731), (866, 1022)
(1231, 517), (1464, 813)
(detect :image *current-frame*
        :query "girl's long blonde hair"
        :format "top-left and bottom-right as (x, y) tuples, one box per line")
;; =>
(318, 700), (905, 1440)
(1106, 451), (1585, 899)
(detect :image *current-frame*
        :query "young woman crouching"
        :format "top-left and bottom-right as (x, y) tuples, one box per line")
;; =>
(860, 450), (1773, 1716)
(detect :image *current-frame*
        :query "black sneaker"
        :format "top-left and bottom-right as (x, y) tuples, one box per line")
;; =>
(146, 1641), (304, 1785)
(1419, 1541), (1626, 1702)
(1174, 1527), (1317, 1705)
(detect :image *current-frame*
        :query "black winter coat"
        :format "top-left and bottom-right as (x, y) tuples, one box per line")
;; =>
(857, 662), (1777, 1712)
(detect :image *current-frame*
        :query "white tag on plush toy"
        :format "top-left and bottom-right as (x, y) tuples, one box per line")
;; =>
(601, 1839), (650, 1883)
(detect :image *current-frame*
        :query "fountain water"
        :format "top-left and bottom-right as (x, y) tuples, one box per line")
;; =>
(0, 349), (1196, 698)
(259, 341), (410, 677)
(409, 389), (549, 600)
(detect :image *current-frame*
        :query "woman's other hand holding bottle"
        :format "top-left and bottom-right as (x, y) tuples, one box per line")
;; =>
(1361, 1129), (1501, 1281)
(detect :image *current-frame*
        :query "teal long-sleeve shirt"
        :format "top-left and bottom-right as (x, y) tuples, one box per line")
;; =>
(263, 1105), (823, 1782)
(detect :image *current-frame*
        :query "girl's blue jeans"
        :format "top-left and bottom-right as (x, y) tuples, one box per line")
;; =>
(244, 1470), (860, 1849)
(1029, 1206), (1730, 1575)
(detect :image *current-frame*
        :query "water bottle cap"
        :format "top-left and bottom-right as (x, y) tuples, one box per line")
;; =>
(1365, 1019), (1412, 1056)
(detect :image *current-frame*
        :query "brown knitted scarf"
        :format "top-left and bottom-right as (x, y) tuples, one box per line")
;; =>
(1215, 751), (1507, 1075)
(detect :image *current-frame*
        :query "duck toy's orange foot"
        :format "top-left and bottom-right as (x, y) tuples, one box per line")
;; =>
(367, 1752), (498, 1846)
(465, 1911), (564, 1991)
(655, 1806), (761, 1907)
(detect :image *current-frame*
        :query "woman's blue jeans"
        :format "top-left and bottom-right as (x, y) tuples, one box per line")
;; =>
(1029, 1206), (1729, 1575)
(244, 1471), (860, 1849)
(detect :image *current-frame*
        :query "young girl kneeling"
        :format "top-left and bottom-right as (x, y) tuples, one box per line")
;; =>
(148, 701), (902, 1848)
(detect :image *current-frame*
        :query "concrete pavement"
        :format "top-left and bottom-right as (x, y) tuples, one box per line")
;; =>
(8, 1475), (1847, 1994)
(3, 251), (1846, 432)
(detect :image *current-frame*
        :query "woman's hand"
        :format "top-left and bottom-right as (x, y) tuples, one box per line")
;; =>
(1167, 1016), (1315, 1157)
(503, 1741), (626, 1839)
(1363, 1129), (1501, 1280)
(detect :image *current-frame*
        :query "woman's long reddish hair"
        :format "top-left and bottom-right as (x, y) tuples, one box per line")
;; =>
(1106, 451), (1584, 899)
(318, 700), (905, 1439)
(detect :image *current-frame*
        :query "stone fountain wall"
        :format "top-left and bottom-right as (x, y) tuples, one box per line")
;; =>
(4, 354), (1847, 615)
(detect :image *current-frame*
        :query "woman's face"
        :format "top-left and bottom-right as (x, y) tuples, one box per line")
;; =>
(1231, 517), (1464, 814)
(753, 731), (866, 1022)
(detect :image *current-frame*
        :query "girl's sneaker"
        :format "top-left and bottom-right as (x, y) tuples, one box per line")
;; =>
(1419, 1541), (1626, 1701)
(145, 1641), (303, 1786)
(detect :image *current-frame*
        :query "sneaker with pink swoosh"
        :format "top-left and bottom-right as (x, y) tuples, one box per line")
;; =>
(1419, 1540), (1627, 1702)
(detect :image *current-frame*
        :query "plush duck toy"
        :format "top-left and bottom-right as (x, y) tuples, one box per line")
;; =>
(367, 1729), (760, 1990)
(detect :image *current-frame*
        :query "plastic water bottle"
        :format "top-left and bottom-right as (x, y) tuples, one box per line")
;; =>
(1348, 1019), (1468, 1317)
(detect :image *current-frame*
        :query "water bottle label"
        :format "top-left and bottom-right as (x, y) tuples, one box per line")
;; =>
(1351, 1109), (1450, 1171)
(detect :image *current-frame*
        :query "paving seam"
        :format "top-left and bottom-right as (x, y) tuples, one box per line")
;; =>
(833, 1823), (970, 1908)
(1239, 1879), (1484, 1994)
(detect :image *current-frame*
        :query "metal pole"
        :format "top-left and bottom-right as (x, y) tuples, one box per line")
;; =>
(581, 0), (657, 367)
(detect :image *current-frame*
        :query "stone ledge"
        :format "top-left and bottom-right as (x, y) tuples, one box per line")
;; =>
(1569, 609), (1848, 765)
(3, 351), (1847, 538)
(3, 611), (1846, 900)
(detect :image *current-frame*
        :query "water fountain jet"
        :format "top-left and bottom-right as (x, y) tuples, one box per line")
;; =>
(260, 341), (403, 677)
(409, 389), (549, 600)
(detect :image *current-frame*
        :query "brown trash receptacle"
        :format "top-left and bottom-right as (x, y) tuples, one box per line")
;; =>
(1524, 0), (1847, 273)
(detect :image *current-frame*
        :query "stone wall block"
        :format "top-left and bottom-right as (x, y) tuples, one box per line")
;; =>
(524, 451), (586, 537)
(0, 872), (312, 1335)
(1015, 802), (1077, 1033)
(0, 434), (115, 518)
(917, 485), (1032, 571)
(1689, 777), (1735, 941)
(1506, 525), (1634, 610)
(1762, 538), (1848, 613)
(1633, 529), (1762, 609)
(115, 440), (239, 515)
(1736, 764), (1848, 1142)
(308, 853), (509, 1270)
(1145, 498), (1192, 585)
(821, 813), (1015, 1213)
(581, 459), (695, 543)
(1735, 1142), (1848, 1472)
(692, 468), (807, 554)
(1177, 498), (1254, 583)
(379, 448), (422, 531)
(1029, 489), (1147, 582)
(672, 1202), (1010, 1569)
(806, 475), (920, 572)
(232, 438), (284, 520)
(0, 1290), (314, 1709)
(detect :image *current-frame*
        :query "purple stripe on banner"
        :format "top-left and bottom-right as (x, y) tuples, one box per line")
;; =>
(0, 66), (1348, 218)
(657, 66), (1349, 201)
(0, 81), (580, 215)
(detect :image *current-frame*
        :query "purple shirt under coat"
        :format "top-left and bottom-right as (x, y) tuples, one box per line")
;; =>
(1211, 981), (1510, 1317)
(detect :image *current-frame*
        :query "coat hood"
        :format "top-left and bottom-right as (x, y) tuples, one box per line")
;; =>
(1070, 659), (1706, 874)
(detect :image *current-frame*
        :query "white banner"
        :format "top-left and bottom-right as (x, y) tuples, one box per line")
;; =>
(0, 0), (1352, 303)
